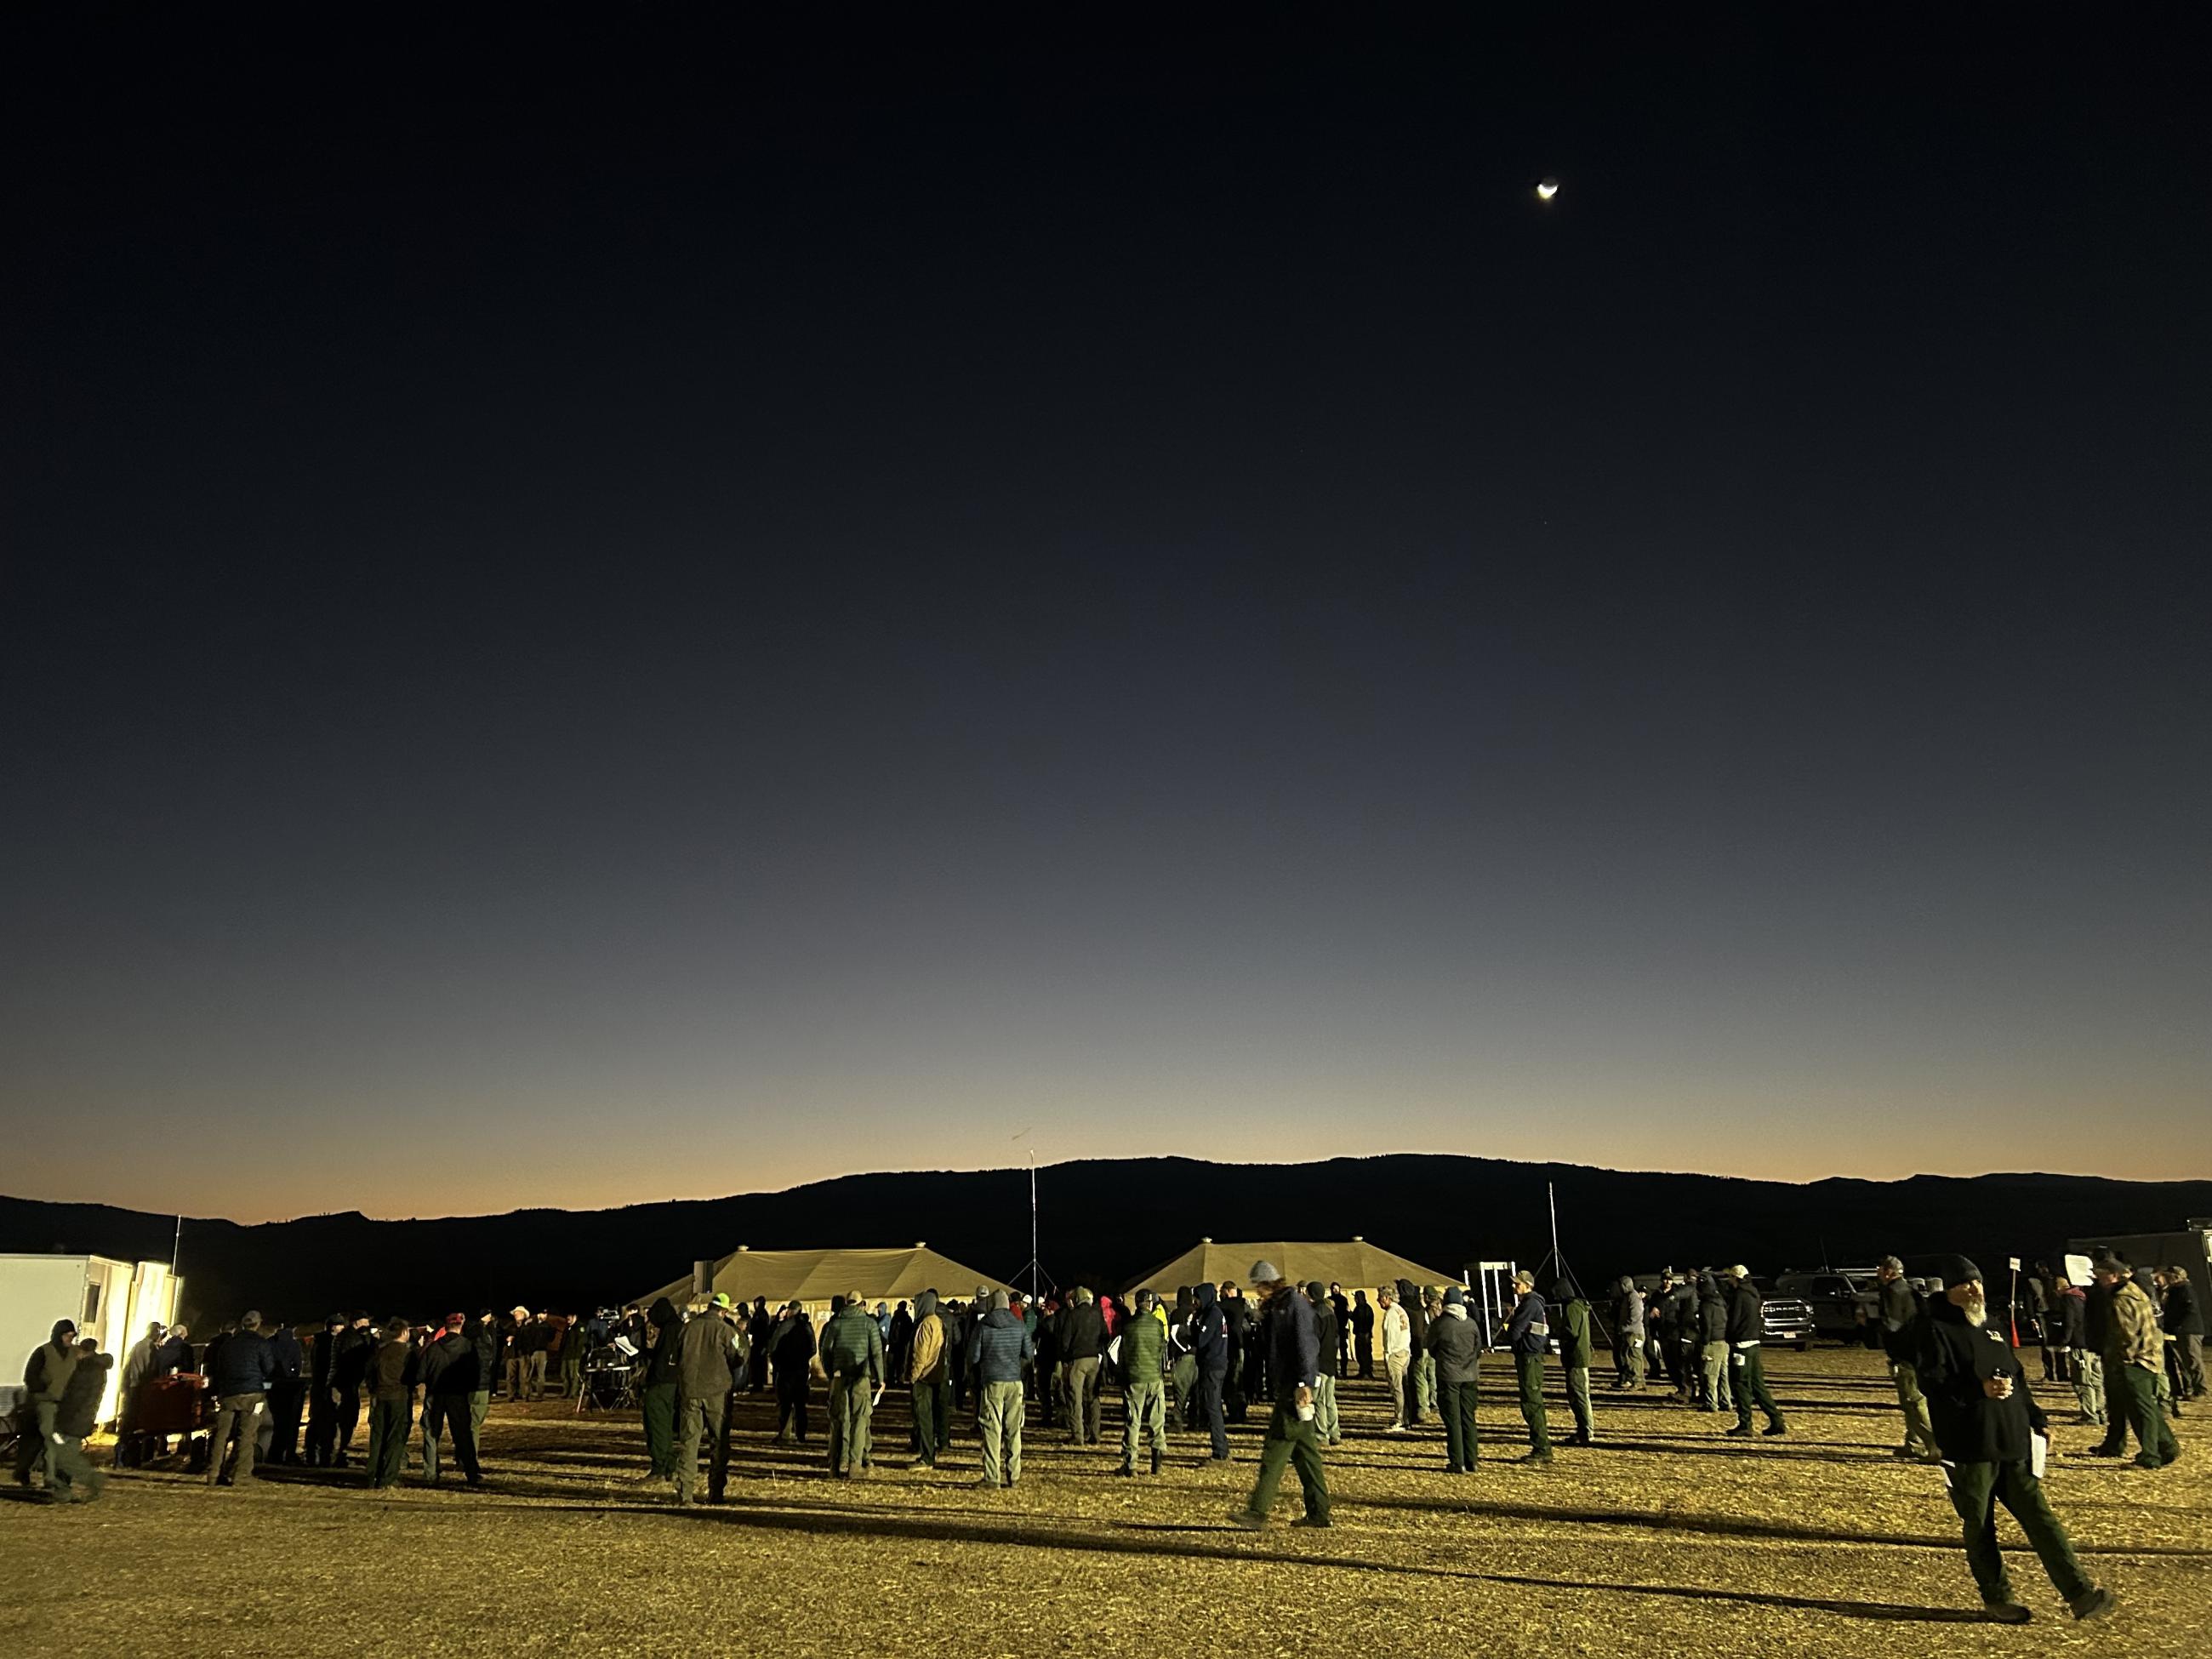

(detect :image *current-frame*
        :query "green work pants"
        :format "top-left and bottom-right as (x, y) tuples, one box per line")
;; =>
(2107, 1363), (2178, 1466)
(1730, 1346), (1783, 1432)
(827, 1373), (873, 1474)
(1121, 1376), (1167, 1469)
(911, 1376), (949, 1465)
(1945, 1458), (2092, 1608)
(1312, 1373), (1340, 1443)
(1239, 1397), (1329, 1522)
(1514, 1353), (1551, 1453)
(675, 1394), (728, 1502)
(1439, 1375), (1479, 1469)
(978, 1379), (1023, 1485)
(366, 1396), (411, 1487)
(1565, 1364), (1593, 1437)
(641, 1382), (678, 1476)
(1701, 1341), (1732, 1411)
(1890, 1360), (1939, 1456)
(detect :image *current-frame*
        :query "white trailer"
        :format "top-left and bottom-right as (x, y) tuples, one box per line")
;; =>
(0, 1253), (183, 1422)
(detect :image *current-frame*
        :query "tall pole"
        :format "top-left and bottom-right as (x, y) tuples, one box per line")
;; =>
(173, 1212), (184, 1277)
(1029, 1149), (1040, 1298)
(1548, 1180), (1559, 1264)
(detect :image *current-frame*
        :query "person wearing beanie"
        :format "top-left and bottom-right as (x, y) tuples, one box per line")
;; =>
(1719, 1266), (1787, 1439)
(1228, 1262), (1329, 1530)
(1912, 1258), (2117, 1623)
(1303, 1282), (1343, 1447)
(906, 1291), (952, 1468)
(1428, 1285), (1485, 1472)
(1503, 1272), (1553, 1464)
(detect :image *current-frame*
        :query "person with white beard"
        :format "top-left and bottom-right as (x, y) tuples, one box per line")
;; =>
(1913, 1254), (2116, 1626)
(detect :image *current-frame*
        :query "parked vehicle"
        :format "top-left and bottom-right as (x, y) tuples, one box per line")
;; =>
(1776, 1268), (1879, 1344)
(1750, 1278), (1815, 1350)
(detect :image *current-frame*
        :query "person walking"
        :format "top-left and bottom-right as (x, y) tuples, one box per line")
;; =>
(1503, 1272), (1553, 1465)
(1350, 1291), (1375, 1379)
(204, 1310), (277, 1487)
(418, 1314), (484, 1486)
(2087, 1257), (2180, 1468)
(1115, 1287), (1172, 1476)
(907, 1291), (951, 1468)
(13, 1320), (80, 1491)
(819, 1289), (886, 1479)
(1913, 1256), (2117, 1624)
(1429, 1285), (1483, 1472)
(364, 1320), (417, 1490)
(1556, 1281), (1597, 1446)
(1720, 1266), (1787, 1438)
(1876, 1257), (1941, 1461)
(1058, 1286), (1107, 1445)
(1306, 1282), (1342, 1446)
(42, 1341), (108, 1503)
(675, 1294), (742, 1504)
(1611, 1277), (1645, 1388)
(1378, 1285), (1412, 1433)
(967, 1291), (1034, 1489)
(1228, 1262), (1330, 1530)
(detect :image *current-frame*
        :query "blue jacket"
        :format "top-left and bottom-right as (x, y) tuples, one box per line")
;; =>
(209, 1329), (279, 1395)
(1504, 1292), (1550, 1357)
(1189, 1283), (1230, 1371)
(967, 1308), (1035, 1384)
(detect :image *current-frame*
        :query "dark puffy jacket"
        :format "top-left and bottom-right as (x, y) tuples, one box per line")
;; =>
(1878, 1276), (1919, 1361)
(1505, 1291), (1549, 1356)
(1311, 1297), (1340, 1379)
(1557, 1295), (1595, 1368)
(1120, 1305), (1170, 1382)
(1428, 1306), (1485, 1382)
(334, 1327), (376, 1392)
(1264, 1287), (1320, 1397)
(818, 1306), (884, 1382)
(1915, 1300), (2047, 1462)
(967, 1308), (1035, 1384)
(208, 1330), (278, 1396)
(1724, 1280), (1764, 1345)
(1058, 1300), (1105, 1360)
(1189, 1283), (1230, 1371)
(469, 1317), (500, 1382)
(57, 1353), (111, 1438)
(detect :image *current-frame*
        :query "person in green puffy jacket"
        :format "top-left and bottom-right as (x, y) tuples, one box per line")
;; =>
(1554, 1283), (1596, 1447)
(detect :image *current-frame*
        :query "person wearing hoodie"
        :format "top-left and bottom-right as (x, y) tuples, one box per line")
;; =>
(43, 1340), (110, 1503)
(205, 1310), (278, 1487)
(13, 1320), (81, 1489)
(304, 1314), (349, 1467)
(1058, 1286), (1107, 1445)
(1555, 1281), (1597, 1446)
(1228, 1262), (1329, 1530)
(771, 1303), (817, 1444)
(1503, 1272), (1553, 1464)
(2163, 1266), (2204, 1400)
(638, 1296), (682, 1480)
(1188, 1281), (1231, 1459)
(467, 1312), (499, 1437)
(1913, 1255), (2116, 1625)
(1696, 1273), (1733, 1416)
(1306, 1282), (1342, 1446)
(1876, 1257), (1938, 1459)
(1378, 1285), (1412, 1433)
(1611, 1277), (1645, 1388)
(261, 1318), (305, 1465)
(967, 1290), (1035, 1489)
(1115, 1286), (1172, 1476)
(1720, 1266), (1787, 1438)
(1428, 1285), (1484, 1472)
(418, 1314), (484, 1486)
(907, 1291), (951, 1468)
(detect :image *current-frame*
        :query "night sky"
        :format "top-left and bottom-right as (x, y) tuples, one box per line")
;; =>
(6, 7), (2207, 1223)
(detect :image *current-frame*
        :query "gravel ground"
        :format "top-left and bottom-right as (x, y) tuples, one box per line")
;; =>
(3, 1348), (2204, 1656)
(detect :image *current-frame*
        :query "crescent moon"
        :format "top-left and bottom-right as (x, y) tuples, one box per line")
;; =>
(1536, 179), (1559, 202)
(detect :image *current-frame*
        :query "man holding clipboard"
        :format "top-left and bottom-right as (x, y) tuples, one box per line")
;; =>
(1913, 1254), (2116, 1626)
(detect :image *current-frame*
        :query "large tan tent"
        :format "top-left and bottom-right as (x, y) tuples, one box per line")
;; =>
(634, 1242), (1009, 1318)
(1131, 1237), (1458, 1295)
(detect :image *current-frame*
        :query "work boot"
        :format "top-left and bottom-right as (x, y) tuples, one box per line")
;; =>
(1150, 1450), (1164, 1475)
(2068, 1588), (2117, 1622)
(1981, 1602), (2032, 1625)
(1226, 1508), (1268, 1530)
(1112, 1463), (1134, 1477)
(1723, 1425), (1753, 1437)
(1762, 1422), (1788, 1437)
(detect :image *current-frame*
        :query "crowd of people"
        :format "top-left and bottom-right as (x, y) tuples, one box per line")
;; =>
(14, 1244), (2201, 1625)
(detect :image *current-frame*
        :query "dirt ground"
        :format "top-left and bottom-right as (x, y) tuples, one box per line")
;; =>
(3, 1348), (2204, 1656)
